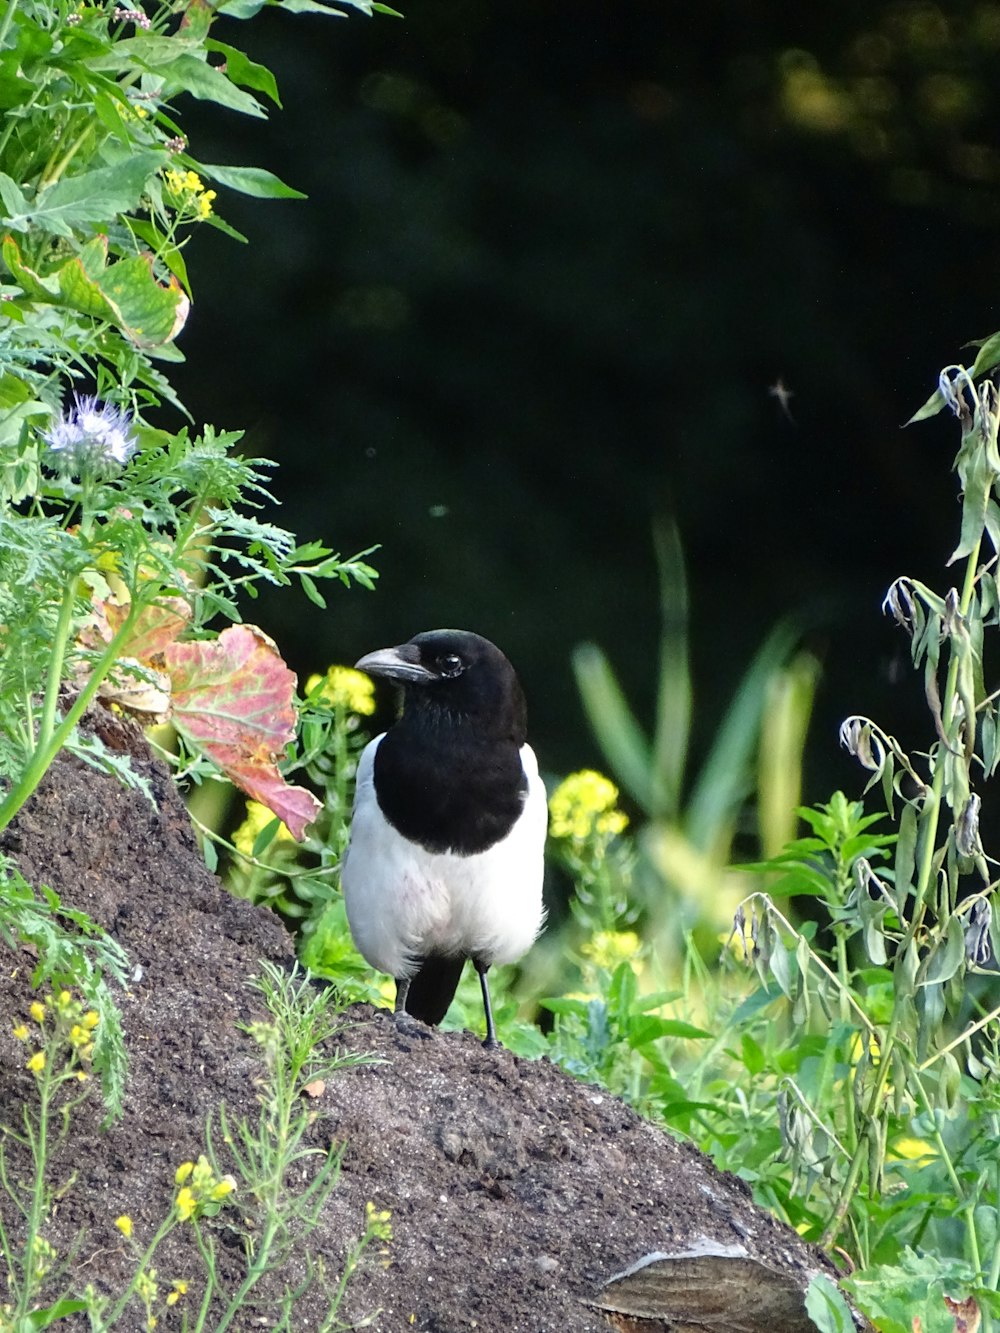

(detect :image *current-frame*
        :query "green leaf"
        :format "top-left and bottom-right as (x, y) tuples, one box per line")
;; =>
(299, 571), (327, 609)
(684, 619), (800, 851)
(2, 152), (164, 237)
(161, 53), (268, 118)
(252, 816), (282, 857)
(906, 385), (945, 426)
(921, 915), (965, 986)
(627, 1015), (711, 1047)
(572, 640), (653, 811)
(3, 235), (189, 349)
(199, 162), (306, 199)
(27, 1300), (89, 1329)
(205, 41), (282, 105)
(969, 329), (1000, 378)
(650, 518), (691, 820)
(804, 1275), (855, 1333)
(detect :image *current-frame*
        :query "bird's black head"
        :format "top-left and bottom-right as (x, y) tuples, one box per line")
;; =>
(355, 629), (527, 743)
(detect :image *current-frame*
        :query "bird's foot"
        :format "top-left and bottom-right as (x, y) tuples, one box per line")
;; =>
(392, 1009), (433, 1041)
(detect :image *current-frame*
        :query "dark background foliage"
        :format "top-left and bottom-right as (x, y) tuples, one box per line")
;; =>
(173, 0), (1000, 802)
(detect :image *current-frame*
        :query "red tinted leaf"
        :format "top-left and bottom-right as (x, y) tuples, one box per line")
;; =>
(165, 625), (320, 840)
(106, 596), (191, 660)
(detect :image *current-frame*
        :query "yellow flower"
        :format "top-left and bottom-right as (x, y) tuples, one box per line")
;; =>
(549, 770), (629, 842)
(306, 664), (377, 716)
(166, 1279), (188, 1305)
(26, 1051), (45, 1074)
(580, 930), (641, 972)
(365, 1201), (393, 1242)
(210, 1175), (236, 1201)
(12, 1024), (28, 1042)
(29, 1002), (45, 1024)
(175, 1187), (196, 1221)
(82, 1010), (100, 1030)
(197, 189), (217, 220)
(57, 990), (72, 1009)
(174, 1161), (194, 1185)
(231, 801), (293, 858)
(115, 1215), (133, 1239)
(889, 1137), (936, 1163)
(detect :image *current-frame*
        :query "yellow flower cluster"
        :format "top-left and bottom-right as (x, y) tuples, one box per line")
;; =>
(231, 799), (293, 858)
(549, 770), (629, 842)
(14, 989), (99, 1078)
(174, 1155), (236, 1221)
(163, 168), (217, 220)
(365, 1200), (393, 1242)
(580, 929), (641, 972)
(306, 664), (377, 716)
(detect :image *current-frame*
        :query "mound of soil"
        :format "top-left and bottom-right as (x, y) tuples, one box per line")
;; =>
(0, 729), (852, 1331)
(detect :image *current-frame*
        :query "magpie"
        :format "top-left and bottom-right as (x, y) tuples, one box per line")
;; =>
(341, 629), (547, 1048)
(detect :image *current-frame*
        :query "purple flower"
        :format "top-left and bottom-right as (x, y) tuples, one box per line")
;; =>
(44, 394), (137, 474)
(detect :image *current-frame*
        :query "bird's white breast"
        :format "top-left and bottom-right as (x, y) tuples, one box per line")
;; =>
(341, 734), (547, 980)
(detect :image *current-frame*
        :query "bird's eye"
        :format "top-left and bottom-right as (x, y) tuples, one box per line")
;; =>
(438, 653), (463, 677)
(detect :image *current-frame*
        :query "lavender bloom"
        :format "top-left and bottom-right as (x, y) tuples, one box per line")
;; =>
(44, 395), (137, 475)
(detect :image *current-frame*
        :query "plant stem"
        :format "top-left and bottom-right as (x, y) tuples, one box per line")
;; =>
(0, 0), (19, 51)
(0, 601), (141, 834)
(821, 537), (983, 1253)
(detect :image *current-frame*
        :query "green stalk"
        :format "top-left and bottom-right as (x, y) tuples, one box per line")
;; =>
(13, 1071), (50, 1311)
(36, 580), (78, 755)
(989, 1115), (1000, 1292)
(0, 601), (141, 834)
(821, 537), (982, 1252)
(0, 0), (19, 51)
(100, 1215), (177, 1327)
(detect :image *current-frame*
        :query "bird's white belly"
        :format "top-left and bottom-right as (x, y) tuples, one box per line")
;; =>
(341, 737), (547, 980)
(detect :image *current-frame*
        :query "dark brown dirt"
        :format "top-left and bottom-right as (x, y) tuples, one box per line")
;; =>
(0, 729), (851, 1332)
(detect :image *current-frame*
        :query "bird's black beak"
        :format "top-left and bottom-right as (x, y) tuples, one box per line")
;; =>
(354, 644), (435, 685)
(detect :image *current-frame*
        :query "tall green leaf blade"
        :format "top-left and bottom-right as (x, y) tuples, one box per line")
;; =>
(650, 519), (690, 821)
(199, 162), (306, 199)
(684, 619), (800, 851)
(572, 641), (653, 811)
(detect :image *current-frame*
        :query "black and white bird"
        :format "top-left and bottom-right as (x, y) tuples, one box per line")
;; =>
(341, 629), (547, 1048)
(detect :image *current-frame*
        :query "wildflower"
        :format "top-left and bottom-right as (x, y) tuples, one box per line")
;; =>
(365, 1201), (393, 1242)
(210, 1175), (236, 1201)
(306, 665), (377, 716)
(135, 1270), (158, 1304)
(174, 1155), (235, 1221)
(12, 1024), (28, 1042)
(30, 1235), (56, 1280)
(231, 800), (293, 858)
(82, 1010), (100, 1030)
(549, 770), (629, 842)
(29, 1001), (45, 1024)
(26, 1051), (45, 1074)
(113, 6), (151, 26)
(166, 1279), (188, 1306)
(115, 1215), (133, 1239)
(163, 168), (217, 221)
(43, 395), (137, 475)
(580, 929), (641, 972)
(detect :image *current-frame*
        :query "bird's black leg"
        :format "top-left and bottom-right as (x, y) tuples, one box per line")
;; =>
(392, 976), (432, 1040)
(475, 961), (499, 1049)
